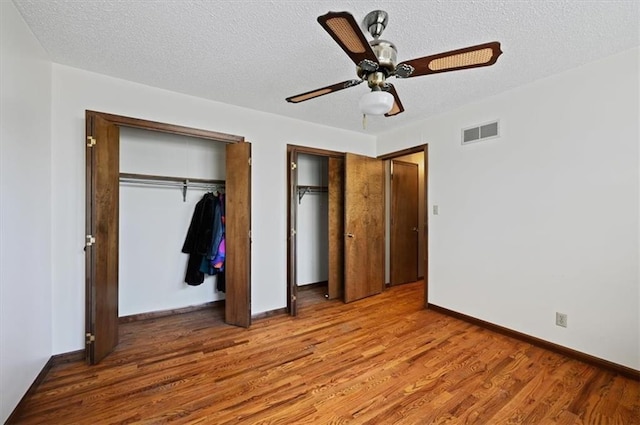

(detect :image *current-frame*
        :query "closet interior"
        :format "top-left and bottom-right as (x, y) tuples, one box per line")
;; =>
(119, 127), (227, 319)
(85, 110), (251, 364)
(295, 153), (329, 306)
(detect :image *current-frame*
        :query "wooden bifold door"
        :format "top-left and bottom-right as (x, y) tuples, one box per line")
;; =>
(85, 111), (251, 364)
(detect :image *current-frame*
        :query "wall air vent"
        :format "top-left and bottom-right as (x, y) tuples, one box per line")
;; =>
(462, 120), (500, 145)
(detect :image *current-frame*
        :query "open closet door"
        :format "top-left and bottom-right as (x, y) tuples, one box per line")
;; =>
(287, 149), (299, 315)
(344, 153), (384, 303)
(85, 112), (120, 364)
(327, 156), (344, 300)
(225, 142), (252, 327)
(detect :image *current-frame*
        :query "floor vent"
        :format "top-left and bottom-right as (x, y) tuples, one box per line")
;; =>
(462, 120), (499, 145)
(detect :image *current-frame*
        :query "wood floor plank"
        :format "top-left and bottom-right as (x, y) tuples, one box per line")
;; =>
(12, 281), (639, 424)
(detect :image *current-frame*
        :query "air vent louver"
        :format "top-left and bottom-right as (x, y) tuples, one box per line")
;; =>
(462, 120), (500, 145)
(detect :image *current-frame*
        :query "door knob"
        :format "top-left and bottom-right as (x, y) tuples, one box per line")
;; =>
(412, 227), (419, 232)
(346, 233), (355, 238)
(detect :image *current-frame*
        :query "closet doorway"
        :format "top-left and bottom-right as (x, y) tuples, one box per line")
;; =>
(85, 111), (251, 365)
(291, 153), (330, 307)
(380, 145), (428, 298)
(287, 145), (385, 315)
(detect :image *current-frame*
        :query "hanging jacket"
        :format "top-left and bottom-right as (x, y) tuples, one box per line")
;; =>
(213, 194), (226, 292)
(182, 193), (216, 285)
(200, 193), (224, 275)
(210, 193), (225, 271)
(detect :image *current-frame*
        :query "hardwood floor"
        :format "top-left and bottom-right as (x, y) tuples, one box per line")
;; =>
(297, 282), (328, 309)
(14, 282), (639, 424)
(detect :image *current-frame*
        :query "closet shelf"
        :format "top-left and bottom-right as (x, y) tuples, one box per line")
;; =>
(119, 172), (225, 202)
(297, 185), (328, 203)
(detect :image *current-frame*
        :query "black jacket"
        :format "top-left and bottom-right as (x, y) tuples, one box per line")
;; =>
(182, 193), (216, 285)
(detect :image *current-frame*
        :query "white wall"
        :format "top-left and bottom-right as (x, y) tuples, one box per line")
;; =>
(296, 154), (328, 285)
(0, 1), (53, 422)
(50, 64), (376, 353)
(378, 48), (640, 369)
(119, 127), (227, 316)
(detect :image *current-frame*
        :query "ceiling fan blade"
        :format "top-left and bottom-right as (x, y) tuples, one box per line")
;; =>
(396, 41), (502, 78)
(317, 11), (379, 70)
(286, 79), (363, 103)
(383, 84), (404, 117)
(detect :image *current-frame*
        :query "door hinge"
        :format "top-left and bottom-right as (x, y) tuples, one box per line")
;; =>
(291, 162), (297, 170)
(85, 235), (96, 247)
(85, 333), (95, 344)
(248, 157), (252, 166)
(290, 228), (296, 237)
(87, 136), (96, 147)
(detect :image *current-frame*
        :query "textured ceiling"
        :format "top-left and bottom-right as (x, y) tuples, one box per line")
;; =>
(12, 1), (640, 135)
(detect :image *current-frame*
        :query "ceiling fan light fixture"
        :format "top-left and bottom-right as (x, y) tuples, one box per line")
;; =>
(359, 90), (394, 115)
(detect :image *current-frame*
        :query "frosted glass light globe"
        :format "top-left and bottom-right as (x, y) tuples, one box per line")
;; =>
(359, 90), (394, 115)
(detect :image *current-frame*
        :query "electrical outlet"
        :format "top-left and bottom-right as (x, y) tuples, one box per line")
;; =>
(433, 205), (439, 215)
(556, 312), (568, 328)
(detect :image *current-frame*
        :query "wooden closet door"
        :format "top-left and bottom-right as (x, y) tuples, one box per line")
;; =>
(287, 149), (299, 315)
(344, 153), (384, 303)
(225, 142), (252, 327)
(85, 112), (120, 365)
(327, 156), (344, 300)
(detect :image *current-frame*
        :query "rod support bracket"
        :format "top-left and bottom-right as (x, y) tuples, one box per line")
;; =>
(182, 180), (189, 202)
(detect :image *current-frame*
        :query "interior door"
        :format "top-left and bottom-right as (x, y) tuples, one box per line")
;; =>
(344, 153), (385, 303)
(287, 149), (299, 315)
(85, 112), (120, 364)
(225, 142), (252, 327)
(327, 157), (344, 300)
(390, 160), (419, 285)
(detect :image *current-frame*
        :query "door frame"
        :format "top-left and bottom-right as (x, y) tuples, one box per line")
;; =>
(286, 145), (345, 315)
(85, 110), (249, 364)
(378, 144), (429, 307)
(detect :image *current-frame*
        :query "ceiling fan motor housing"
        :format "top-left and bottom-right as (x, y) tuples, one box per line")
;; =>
(359, 9), (397, 82)
(357, 39), (397, 84)
(370, 39), (397, 72)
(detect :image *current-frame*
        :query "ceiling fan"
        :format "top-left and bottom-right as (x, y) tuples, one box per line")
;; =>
(286, 10), (503, 117)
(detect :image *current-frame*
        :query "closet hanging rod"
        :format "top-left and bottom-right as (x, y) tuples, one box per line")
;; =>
(119, 173), (225, 202)
(297, 185), (328, 203)
(119, 179), (223, 189)
(120, 172), (224, 185)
